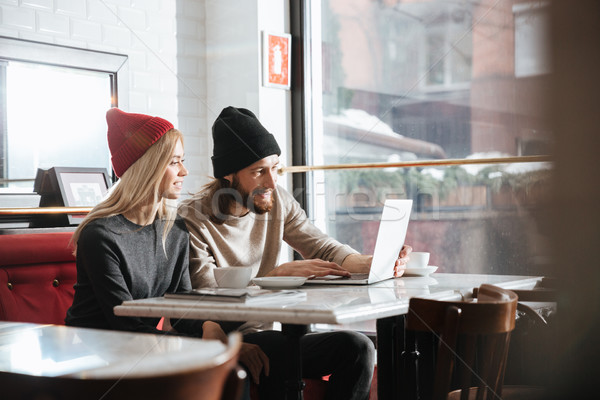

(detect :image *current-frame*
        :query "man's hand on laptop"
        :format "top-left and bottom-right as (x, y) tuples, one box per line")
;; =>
(394, 244), (413, 277)
(268, 259), (352, 278)
(340, 244), (413, 278)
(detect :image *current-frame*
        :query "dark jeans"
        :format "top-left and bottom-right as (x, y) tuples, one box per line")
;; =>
(243, 330), (375, 400)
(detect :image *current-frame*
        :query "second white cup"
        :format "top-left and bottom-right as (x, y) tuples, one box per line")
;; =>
(406, 252), (430, 269)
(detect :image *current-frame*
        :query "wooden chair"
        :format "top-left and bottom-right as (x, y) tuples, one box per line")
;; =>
(402, 284), (518, 400)
(475, 278), (557, 389)
(0, 332), (244, 400)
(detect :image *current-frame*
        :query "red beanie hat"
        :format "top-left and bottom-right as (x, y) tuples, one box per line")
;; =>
(106, 108), (174, 177)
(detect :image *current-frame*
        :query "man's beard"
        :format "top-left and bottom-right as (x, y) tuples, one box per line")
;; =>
(231, 176), (274, 214)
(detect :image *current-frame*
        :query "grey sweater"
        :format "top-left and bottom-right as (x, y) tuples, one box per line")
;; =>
(65, 214), (205, 336)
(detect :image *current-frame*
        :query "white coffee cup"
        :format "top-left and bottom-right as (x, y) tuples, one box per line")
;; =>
(406, 252), (430, 269)
(213, 266), (253, 288)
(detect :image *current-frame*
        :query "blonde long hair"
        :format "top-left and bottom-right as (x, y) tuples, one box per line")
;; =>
(71, 129), (184, 254)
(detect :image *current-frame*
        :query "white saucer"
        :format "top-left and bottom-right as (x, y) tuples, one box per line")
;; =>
(252, 276), (308, 289)
(403, 266), (438, 277)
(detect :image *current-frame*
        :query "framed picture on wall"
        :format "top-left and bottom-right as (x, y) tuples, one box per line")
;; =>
(262, 31), (291, 89)
(55, 168), (110, 208)
(35, 167), (111, 225)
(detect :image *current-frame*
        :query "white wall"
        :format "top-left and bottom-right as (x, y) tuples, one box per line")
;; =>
(257, 0), (292, 192)
(203, 0), (293, 262)
(204, 0), (260, 190)
(175, 0), (210, 192)
(0, 0), (292, 197)
(204, 0), (292, 192)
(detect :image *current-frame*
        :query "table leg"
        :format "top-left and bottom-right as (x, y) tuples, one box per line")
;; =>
(376, 315), (406, 399)
(281, 323), (308, 400)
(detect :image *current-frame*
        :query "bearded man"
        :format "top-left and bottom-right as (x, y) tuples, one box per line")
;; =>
(178, 106), (410, 400)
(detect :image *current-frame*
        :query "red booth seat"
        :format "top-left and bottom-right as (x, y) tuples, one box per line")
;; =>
(0, 232), (76, 325)
(0, 232), (375, 399)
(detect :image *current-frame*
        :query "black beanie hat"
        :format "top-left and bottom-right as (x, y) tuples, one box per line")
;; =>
(211, 106), (282, 178)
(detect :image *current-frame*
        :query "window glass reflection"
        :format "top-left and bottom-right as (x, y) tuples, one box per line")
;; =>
(2, 61), (112, 189)
(309, 0), (552, 275)
(319, 0), (551, 164)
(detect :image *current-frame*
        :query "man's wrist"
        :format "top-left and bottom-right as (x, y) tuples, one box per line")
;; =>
(342, 254), (372, 273)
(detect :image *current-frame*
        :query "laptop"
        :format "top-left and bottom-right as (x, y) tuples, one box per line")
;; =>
(304, 199), (413, 285)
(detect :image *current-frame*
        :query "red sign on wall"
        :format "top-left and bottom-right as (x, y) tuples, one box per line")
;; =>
(263, 32), (291, 89)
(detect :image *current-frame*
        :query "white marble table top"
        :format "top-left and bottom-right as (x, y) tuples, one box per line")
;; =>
(0, 322), (227, 378)
(114, 273), (542, 326)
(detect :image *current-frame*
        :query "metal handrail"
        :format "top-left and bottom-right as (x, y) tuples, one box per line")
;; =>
(278, 155), (551, 174)
(0, 156), (551, 216)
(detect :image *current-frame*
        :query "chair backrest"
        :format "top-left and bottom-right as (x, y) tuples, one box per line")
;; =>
(404, 284), (518, 400)
(0, 332), (244, 400)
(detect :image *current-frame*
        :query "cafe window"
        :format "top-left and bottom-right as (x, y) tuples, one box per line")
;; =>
(293, 0), (553, 276)
(0, 37), (127, 200)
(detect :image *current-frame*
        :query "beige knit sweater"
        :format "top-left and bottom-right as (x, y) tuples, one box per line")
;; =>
(178, 185), (358, 289)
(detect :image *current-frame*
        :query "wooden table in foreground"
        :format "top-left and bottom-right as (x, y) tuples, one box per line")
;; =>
(114, 273), (542, 400)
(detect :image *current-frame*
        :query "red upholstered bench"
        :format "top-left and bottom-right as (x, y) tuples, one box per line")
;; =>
(0, 232), (376, 399)
(0, 232), (76, 325)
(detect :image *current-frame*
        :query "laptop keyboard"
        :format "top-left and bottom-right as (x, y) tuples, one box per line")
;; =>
(313, 273), (369, 281)
(346, 273), (369, 280)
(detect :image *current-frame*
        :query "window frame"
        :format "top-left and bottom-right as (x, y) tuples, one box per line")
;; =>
(0, 36), (128, 186)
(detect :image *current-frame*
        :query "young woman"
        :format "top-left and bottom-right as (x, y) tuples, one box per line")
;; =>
(65, 108), (216, 337)
(65, 108), (267, 400)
